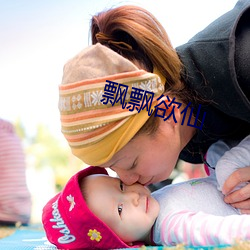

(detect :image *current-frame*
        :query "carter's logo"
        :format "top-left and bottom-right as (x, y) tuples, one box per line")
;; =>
(50, 200), (76, 244)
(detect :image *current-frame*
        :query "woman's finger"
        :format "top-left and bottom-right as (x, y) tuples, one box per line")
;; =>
(222, 167), (250, 195)
(239, 209), (250, 214)
(224, 184), (250, 204)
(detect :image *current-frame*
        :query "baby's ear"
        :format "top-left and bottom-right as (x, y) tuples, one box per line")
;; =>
(127, 242), (133, 246)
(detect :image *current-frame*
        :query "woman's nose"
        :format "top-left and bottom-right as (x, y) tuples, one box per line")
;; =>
(112, 168), (140, 185)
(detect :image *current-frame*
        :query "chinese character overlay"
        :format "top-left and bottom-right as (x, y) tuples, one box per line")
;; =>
(102, 81), (206, 130)
(101, 81), (155, 116)
(100, 80), (118, 105)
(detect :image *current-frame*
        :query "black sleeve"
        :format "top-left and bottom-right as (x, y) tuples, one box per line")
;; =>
(176, 0), (250, 123)
(176, 0), (250, 163)
(235, 7), (250, 100)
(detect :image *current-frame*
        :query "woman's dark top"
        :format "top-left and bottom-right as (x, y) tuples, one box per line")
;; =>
(176, 0), (250, 164)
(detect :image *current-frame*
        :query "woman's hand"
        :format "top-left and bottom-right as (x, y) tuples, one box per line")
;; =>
(223, 166), (250, 214)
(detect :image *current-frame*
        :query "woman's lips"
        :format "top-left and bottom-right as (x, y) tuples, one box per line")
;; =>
(143, 177), (154, 186)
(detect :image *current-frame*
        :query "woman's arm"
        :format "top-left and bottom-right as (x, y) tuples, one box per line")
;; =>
(215, 135), (250, 191)
(215, 135), (250, 213)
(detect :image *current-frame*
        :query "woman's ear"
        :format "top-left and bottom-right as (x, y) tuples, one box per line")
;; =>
(155, 95), (181, 126)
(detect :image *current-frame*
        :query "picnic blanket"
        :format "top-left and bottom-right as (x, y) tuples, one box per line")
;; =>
(0, 224), (248, 250)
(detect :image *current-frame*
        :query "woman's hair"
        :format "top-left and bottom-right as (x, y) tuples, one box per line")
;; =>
(91, 5), (182, 91)
(90, 5), (198, 136)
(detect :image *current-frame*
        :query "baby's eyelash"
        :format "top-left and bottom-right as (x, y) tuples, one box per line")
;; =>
(118, 204), (123, 216)
(118, 181), (124, 216)
(120, 180), (124, 191)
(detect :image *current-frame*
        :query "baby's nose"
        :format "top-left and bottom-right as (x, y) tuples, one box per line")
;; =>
(126, 191), (140, 206)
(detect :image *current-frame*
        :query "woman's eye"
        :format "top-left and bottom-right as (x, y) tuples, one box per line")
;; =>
(120, 180), (124, 191)
(118, 204), (123, 216)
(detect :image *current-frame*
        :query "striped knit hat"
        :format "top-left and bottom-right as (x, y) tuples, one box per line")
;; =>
(59, 43), (165, 165)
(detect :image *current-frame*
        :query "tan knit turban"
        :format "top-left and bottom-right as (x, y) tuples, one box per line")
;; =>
(59, 43), (165, 165)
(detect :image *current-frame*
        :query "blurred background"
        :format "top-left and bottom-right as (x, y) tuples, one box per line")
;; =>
(0, 0), (238, 223)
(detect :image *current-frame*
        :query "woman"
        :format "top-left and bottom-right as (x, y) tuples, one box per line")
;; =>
(59, 1), (250, 211)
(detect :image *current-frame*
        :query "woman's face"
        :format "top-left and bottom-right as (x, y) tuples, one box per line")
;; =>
(100, 118), (182, 185)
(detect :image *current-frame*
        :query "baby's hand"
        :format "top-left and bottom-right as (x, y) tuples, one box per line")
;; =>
(223, 166), (250, 214)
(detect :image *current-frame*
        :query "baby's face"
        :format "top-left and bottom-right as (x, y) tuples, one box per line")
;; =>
(84, 174), (160, 244)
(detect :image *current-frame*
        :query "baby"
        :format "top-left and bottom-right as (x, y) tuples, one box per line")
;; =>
(42, 135), (250, 249)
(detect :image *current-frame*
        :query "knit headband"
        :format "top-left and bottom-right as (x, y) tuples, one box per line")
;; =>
(59, 43), (165, 165)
